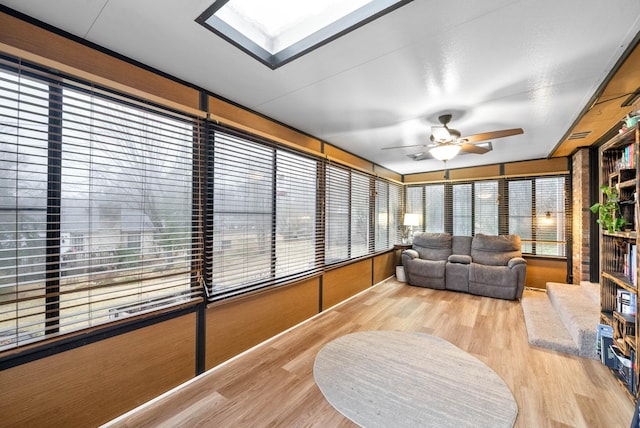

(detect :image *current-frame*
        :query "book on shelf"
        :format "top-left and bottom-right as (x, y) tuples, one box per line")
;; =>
(597, 323), (614, 357)
(620, 144), (636, 170)
(623, 242), (637, 287)
(610, 344), (633, 391)
(617, 289), (636, 315)
(601, 335), (616, 369)
(624, 243), (638, 287)
(632, 348), (637, 396)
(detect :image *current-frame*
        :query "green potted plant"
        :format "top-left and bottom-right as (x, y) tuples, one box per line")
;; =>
(590, 185), (627, 233)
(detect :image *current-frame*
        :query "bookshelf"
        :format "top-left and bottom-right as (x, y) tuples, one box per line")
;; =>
(597, 124), (639, 399)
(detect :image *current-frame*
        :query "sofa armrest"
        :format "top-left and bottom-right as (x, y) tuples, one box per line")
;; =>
(508, 257), (527, 269)
(448, 254), (471, 264)
(403, 249), (419, 260)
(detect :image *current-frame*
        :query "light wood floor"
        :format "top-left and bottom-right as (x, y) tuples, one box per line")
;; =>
(109, 279), (635, 428)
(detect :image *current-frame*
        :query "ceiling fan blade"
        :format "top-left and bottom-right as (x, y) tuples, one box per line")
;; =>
(463, 128), (523, 143)
(382, 143), (428, 150)
(459, 142), (491, 154)
(431, 125), (450, 141)
(407, 151), (433, 161)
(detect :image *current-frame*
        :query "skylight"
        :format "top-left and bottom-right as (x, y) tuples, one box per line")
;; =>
(196, 0), (412, 69)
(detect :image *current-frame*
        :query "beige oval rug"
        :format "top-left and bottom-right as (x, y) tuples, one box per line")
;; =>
(314, 331), (517, 428)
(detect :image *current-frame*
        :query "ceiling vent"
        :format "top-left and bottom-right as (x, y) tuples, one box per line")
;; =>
(567, 131), (592, 140)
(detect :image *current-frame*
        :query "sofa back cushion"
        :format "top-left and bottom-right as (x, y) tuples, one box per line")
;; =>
(412, 232), (452, 261)
(452, 235), (472, 256)
(471, 234), (521, 266)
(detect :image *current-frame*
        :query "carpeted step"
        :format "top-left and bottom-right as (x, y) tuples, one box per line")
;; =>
(546, 282), (600, 359)
(521, 289), (580, 356)
(579, 281), (601, 305)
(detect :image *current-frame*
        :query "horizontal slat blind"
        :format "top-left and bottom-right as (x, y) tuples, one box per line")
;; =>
(0, 57), (203, 350)
(474, 180), (499, 235)
(209, 128), (322, 299)
(425, 184), (445, 233)
(374, 179), (389, 251)
(452, 183), (472, 236)
(374, 178), (402, 250)
(508, 175), (567, 256)
(389, 181), (401, 245)
(325, 164), (350, 263)
(408, 175), (569, 255)
(407, 184), (446, 233)
(351, 171), (371, 258)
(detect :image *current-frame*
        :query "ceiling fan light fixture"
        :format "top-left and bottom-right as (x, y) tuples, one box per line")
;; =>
(429, 144), (461, 161)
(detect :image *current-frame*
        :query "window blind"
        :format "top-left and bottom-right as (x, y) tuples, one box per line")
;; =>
(508, 176), (567, 256)
(474, 180), (499, 235)
(405, 186), (424, 238)
(351, 171), (371, 258)
(389, 181), (401, 245)
(374, 178), (402, 250)
(325, 164), (350, 263)
(325, 164), (375, 263)
(452, 183), (472, 235)
(374, 179), (389, 251)
(0, 57), (203, 351)
(410, 175), (568, 255)
(209, 128), (322, 299)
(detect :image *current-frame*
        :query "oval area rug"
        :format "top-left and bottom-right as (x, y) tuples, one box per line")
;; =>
(313, 331), (517, 428)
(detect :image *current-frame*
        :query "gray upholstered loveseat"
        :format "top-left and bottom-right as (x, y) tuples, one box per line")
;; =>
(401, 232), (527, 300)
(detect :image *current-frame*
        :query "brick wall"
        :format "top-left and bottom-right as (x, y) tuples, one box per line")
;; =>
(572, 148), (591, 283)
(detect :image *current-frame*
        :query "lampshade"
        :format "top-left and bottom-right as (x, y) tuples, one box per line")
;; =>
(403, 213), (420, 227)
(429, 144), (461, 161)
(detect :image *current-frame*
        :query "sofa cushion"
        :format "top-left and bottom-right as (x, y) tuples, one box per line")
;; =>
(405, 259), (447, 289)
(412, 232), (452, 261)
(446, 262), (469, 293)
(452, 235), (472, 256)
(471, 234), (521, 266)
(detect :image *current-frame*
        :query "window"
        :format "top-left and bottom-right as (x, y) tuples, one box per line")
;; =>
(509, 176), (567, 256)
(453, 183), (472, 236)
(375, 178), (401, 251)
(325, 165), (350, 262)
(197, 0), (412, 68)
(0, 60), (202, 350)
(474, 180), (499, 235)
(425, 184), (444, 233)
(408, 175), (568, 256)
(508, 181), (532, 253)
(209, 129), (320, 298)
(351, 171), (371, 258)
(325, 165), (372, 263)
(405, 186), (424, 231)
(406, 184), (445, 233)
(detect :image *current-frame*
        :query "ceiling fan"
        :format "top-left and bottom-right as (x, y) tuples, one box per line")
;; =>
(383, 114), (523, 162)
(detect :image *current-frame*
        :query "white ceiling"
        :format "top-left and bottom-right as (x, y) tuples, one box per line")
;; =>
(4, 0), (640, 174)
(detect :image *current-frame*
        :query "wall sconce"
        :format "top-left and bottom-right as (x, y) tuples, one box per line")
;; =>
(542, 211), (553, 225)
(403, 213), (420, 243)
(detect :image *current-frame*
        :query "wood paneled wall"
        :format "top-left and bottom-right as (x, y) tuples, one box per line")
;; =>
(0, 313), (197, 427)
(525, 257), (568, 289)
(323, 260), (373, 309)
(373, 252), (396, 284)
(205, 277), (320, 369)
(205, 257), (395, 370)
